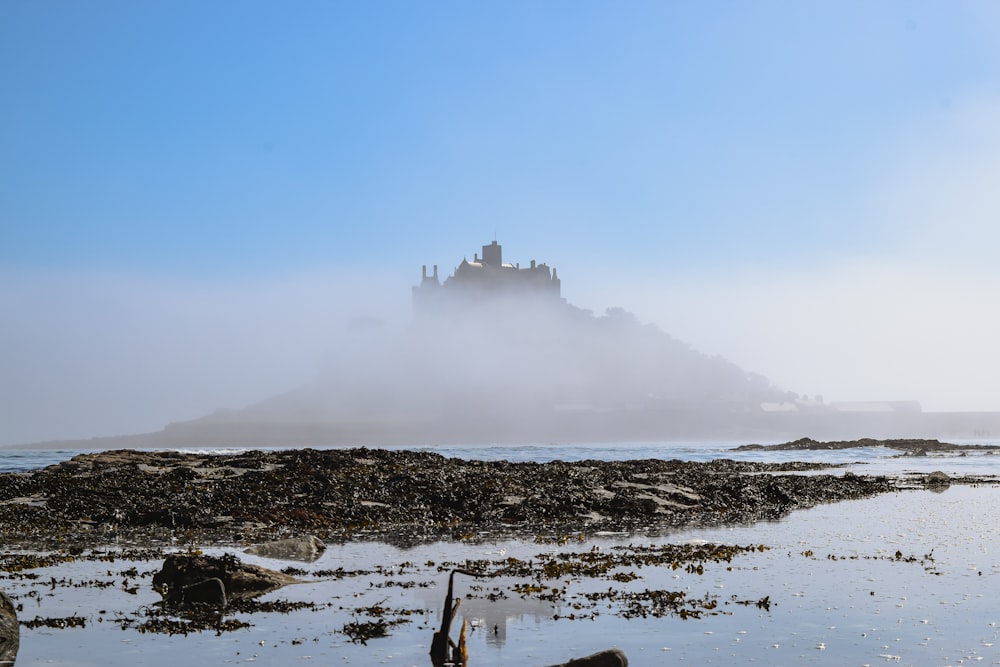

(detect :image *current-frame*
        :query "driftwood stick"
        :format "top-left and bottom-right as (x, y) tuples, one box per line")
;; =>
(429, 569), (479, 666)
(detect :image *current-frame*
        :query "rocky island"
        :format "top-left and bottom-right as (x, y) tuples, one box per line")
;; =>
(735, 436), (1000, 455)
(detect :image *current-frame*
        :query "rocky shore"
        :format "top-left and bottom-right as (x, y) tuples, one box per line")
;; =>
(2, 441), (998, 664)
(735, 436), (1000, 455)
(0, 446), (922, 549)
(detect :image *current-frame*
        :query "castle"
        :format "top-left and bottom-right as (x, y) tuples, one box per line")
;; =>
(413, 240), (562, 315)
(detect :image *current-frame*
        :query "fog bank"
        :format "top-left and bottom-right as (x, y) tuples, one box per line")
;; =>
(0, 266), (408, 446)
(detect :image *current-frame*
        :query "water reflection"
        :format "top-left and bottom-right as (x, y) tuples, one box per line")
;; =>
(4, 485), (1000, 665)
(415, 575), (558, 649)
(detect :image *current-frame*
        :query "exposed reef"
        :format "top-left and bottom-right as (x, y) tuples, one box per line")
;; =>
(0, 442), (994, 659)
(735, 436), (1000, 456)
(0, 447), (905, 549)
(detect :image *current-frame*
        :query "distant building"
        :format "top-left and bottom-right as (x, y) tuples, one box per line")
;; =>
(829, 401), (923, 413)
(413, 240), (562, 315)
(763, 400), (923, 414)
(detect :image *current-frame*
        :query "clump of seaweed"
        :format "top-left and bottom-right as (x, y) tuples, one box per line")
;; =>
(340, 618), (391, 644)
(20, 615), (86, 629)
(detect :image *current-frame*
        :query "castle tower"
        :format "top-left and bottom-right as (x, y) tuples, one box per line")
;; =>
(481, 240), (502, 267)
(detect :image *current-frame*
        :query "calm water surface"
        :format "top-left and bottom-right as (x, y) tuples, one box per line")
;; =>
(6, 439), (1000, 474)
(3, 443), (1000, 666)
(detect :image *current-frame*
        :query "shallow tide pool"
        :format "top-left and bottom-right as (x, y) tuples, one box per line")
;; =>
(6, 484), (1000, 666)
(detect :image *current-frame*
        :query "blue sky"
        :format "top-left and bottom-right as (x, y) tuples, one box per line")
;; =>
(4, 2), (1000, 444)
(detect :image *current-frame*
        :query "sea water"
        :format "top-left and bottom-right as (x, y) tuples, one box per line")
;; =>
(3, 442), (1000, 666)
(7, 439), (999, 473)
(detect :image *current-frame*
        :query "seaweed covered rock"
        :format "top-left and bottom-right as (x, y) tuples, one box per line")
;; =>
(0, 590), (17, 667)
(924, 471), (951, 487)
(245, 535), (325, 562)
(152, 553), (300, 603)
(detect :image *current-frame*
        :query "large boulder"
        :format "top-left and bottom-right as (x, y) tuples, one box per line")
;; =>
(152, 553), (301, 604)
(0, 590), (18, 667)
(244, 535), (326, 562)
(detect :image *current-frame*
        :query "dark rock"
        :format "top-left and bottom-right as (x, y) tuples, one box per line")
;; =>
(173, 577), (227, 607)
(245, 535), (325, 562)
(152, 553), (300, 602)
(0, 590), (18, 667)
(924, 471), (951, 487)
(545, 648), (628, 667)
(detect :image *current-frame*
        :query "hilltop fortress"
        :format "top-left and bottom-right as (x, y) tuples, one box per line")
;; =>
(20, 240), (1000, 449)
(413, 240), (563, 315)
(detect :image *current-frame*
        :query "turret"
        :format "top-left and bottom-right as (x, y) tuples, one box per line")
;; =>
(482, 240), (502, 267)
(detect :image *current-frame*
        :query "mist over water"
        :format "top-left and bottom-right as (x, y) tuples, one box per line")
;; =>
(6, 242), (1000, 448)
(0, 266), (410, 446)
(6, 3), (1000, 447)
(6, 238), (1000, 448)
(174, 264), (788, 441)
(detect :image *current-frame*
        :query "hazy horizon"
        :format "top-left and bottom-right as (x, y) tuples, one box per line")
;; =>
(5, 3), (1000, 445)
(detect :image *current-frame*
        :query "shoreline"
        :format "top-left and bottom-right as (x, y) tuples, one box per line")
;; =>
(4, 485), (999, 663)
(3, 441), (1000, 664)
(10, 407), (1000, 452)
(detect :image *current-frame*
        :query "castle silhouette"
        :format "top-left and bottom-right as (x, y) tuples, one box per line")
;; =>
(413, 240), (562, 315)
